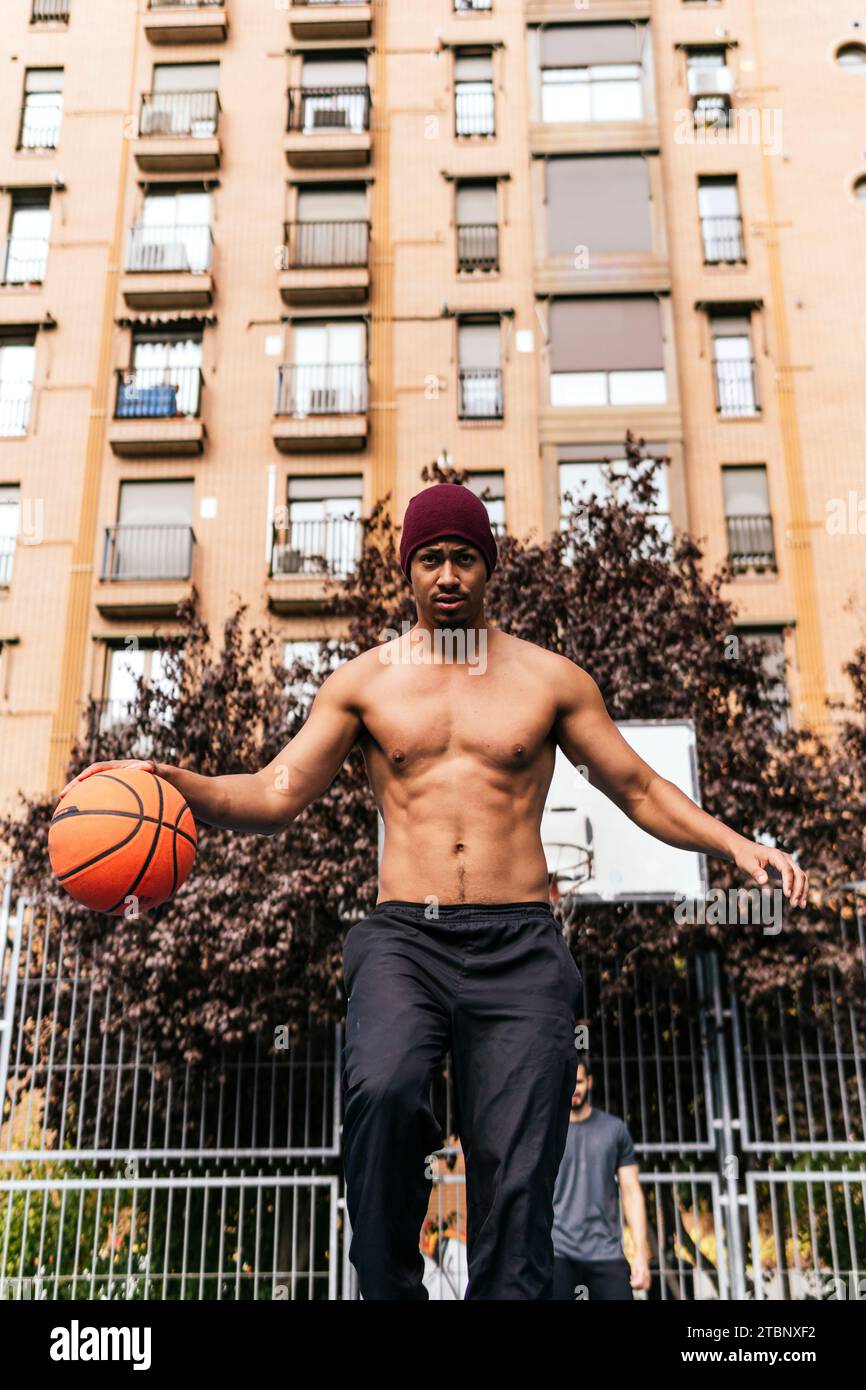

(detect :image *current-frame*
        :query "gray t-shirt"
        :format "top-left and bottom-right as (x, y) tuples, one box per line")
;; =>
(552, 1107), (637, 1262)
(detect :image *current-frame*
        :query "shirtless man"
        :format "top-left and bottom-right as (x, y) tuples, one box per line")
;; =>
(60, 482), (809, 1301)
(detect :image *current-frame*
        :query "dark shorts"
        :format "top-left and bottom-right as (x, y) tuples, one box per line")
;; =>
(553, 1253), (635, 1301)
(340, 899), (584, 1300)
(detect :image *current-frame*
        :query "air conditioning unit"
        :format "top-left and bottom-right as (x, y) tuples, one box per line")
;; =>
(688, 66), (733, 98)
(273, 545), (305, 575)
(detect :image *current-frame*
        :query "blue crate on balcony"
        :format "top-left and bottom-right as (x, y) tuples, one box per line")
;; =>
(116, 380), (178, 419)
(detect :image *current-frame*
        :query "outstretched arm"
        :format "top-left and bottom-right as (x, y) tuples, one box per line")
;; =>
(552, 658), (808, 907)
(58, 663), (362, 836)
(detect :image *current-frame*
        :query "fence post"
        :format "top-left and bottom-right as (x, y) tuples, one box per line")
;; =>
(705, 950), (747, 1300)
(0, 866), (23, 1113)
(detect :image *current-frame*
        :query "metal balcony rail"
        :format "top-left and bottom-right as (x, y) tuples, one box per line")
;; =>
(282, 219), (370, 269)
(701, 214), (745, 264)
(114, 364), (203, 418)
(2, 235), (49, 284)
(693, 96), (732, 127)
(139, 90), (220, 138)
(455, 88), (495, 137)
(292, 0), (369, 5)
(31, 0), (70, 20)
(101, 524), (196, 582)
(455, 0), (493, 10)
(712, 356), (760, 417)
(17, 105), (62, 150)
(0, 386), (34, 437)
(0, 536), (15, 586)
(287, 85), (371, 133)
(275, 361), (369, 416)
(148, 1), (224, 8)
(270, 516), (362, 579)
(725, 513), (776, 571)
(126, 223), (214, 273)
(457, 366), (503, 419)
(456, 222), (499, 271)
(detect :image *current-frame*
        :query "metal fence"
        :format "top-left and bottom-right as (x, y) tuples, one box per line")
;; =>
(2, 870), (865, 1300)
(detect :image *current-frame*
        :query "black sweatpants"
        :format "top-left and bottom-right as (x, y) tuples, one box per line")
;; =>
(340, 899), (584, 1300)
(552, 1254), (634, 1301)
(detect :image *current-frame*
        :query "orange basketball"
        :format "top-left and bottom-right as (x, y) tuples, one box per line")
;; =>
(48, 768), (197, 917)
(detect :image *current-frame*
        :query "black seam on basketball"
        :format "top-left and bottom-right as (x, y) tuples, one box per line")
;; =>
(170, 801), (185, 897)
(52, 808), (196, 850)
(106, 774), (166, 914)
(100, 771), (146, 817)
(54, 818), (146, 882)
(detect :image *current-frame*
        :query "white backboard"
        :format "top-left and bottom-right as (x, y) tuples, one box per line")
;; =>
(376, 719), (707, 904)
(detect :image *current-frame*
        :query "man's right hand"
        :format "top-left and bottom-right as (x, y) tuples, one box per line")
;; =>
(58, 759), (157, 801)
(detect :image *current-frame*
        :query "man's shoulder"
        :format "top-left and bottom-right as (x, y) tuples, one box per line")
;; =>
(496, 632), (587, 678)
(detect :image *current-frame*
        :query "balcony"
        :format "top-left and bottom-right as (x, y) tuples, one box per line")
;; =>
(455, 89), (495, 138)
(287, 1), (372, 40)
(0, 537), (15, 587)
(701, 215), (746, 266)
(284, 87), (372, 168)
(457, 367), (503, 421)
(272, 362), (368, 452)
(457, 223), (499, 273)
(133, 91), (221, 172)
(31, 0), (70, 21)
(0, 386), (33, 438)
(266, 516), (361, 612)
(96, 524), (197, 619)
(712, 357), (760, 418)
(2, 236), (49, 286)
(107, 365), (206, 457)
(121, 224), (214, 308)
(144, 0), (228, 45)
(726, 514), (776, 574)
(278, 220), (370, 304)
(455, 0), (493, 9)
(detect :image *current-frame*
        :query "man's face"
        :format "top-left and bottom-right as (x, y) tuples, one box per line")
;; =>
(410, 536), (487, 627)
(571, 1066), (591, 1110)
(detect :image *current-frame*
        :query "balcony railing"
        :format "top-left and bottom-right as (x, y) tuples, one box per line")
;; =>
(712, 357), (760, 417)
(0, 536), (15, 586)
(17, 102), (62, 150)
(32, 0), (70, 20)
(148, 1), (225, 7)
(457, 366), (503, 420)
(270, 516), (362, 579)
(457, 223), (499, 272)
(282, 219), (370, 269)
(139, 90), (220, 138)
(287, 86), (371, 134)
(726, 514), (777, 572)
(126, 224), (213, 273)
(694, 96), (732, 128)
(701, 214), (745, 264)
(2, 236), (49, 284)
(455, 88), (495, 137)
(291, 0), (369, 5)
(455, 0), (492, 9)
(0, 385), (34, 437)
(114, 365), (203, 418)
(101, 524), (196, 582)
(275, 362), (368, 416)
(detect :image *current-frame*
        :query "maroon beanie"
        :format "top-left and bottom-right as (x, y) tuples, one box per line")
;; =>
(399, 483), (498, 580)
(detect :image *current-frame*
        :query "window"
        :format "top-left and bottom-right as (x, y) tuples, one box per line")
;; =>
(539, 24), (646, 123)
(722, 466), (775, 573)
(3, 193), (51, 285)
(291, 185), (368, 267)
(102, 644), (176, 732)
(698, 177), (744, 264)
(465, 472), (505, 531)
(105, 479), (195, 581)
(835, 42), (866, 68)
(546, 156), (652, 255)
(117, 330), (204, 418)
(549, 297), (666, 406)
(18, 69), (64, 150)
(455, 181), (499, 271)
(457, 319), (503, 419)
(738, 627), (792, 733)
(273, 475), (363, 578)
(0, 486), (20, 586)
(296, 57), (370, 133)
(709, 313), (759, 417)
(0, 337), (36, 437)
(455, 51), (495, 136)
(282, 321), (367, 415)
(143, 63), (220, 138)
(129, 188), (213, 274)
(559, 453), (671, 545)
(686, 48), (732, 127)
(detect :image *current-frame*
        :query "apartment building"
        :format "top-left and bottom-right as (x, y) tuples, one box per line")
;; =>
(0, 0), (864, 809)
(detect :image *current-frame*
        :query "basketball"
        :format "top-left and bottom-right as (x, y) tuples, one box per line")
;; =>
(48, 768), (197, 917)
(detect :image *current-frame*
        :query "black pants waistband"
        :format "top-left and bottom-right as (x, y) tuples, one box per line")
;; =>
(373, 899), (553, 921)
